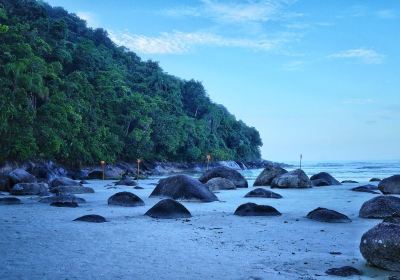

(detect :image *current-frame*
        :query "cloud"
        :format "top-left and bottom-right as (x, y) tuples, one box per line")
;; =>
(376, 9), (397, 19)
(109, 30), (284, 54)
(342, 98), (375, 105)
(163, 0), (299, 24)
(329, 48), (384, 64)
(76, 11), (99, 28)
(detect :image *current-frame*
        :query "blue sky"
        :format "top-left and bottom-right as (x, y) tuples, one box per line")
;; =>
(46, 0), (400, 161)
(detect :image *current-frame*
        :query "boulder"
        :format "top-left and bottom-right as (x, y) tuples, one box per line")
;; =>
(359, 196), (400, 219)
(28, 161), (67, 181)
(360, 214), (400, 271)
(310, 172), (341, 186)
(0, 176), (10, 192)
(311, 179), (330, 187)
(0, 197), (22, 205)
(50, 201), (78, 208)
(50, 185), (95, 194)
(271, 169), (311, 189)
(206, 177), (236, 191)
(145, 199), (192, 219)
(352, 184), (380, 194)
(370, 178), (381, 182)
(199, 166), (248, 188)
(108, 192), (144, 207)
(341, 180), (358, 183)
(244, 188), (282, 199)
(150, 175), (218, 202)
(10, 183), (49, 196)
(379, 175), (400, 194)
(74, 215), (106, 223)
(234, 203), (281, 217)
(114, 178), (137, 186)
(49, 177), (80, 189)
(253, 166), (287, 186)
(307, 207), (351, 223)
(39, 194), (86, 204)
(325, 266), (362, 277)
(8, 169), (36, 186)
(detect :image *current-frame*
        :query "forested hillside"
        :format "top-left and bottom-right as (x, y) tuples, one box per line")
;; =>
(0, 0), (262, 166)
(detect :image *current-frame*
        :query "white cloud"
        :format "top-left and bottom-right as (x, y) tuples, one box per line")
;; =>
(376, 9), (396, 19)
(109, 30), (283, 54)
(329, 48), (384, 64)
(76, 11), (99, 28)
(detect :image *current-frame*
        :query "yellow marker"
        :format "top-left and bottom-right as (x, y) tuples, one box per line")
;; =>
(206, 154), (211, 170)
(136, 159), (142, 180)
(100, 160), (105, 180)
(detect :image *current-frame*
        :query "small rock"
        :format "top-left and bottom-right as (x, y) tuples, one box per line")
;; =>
(341, 180), (358, 184)
(114, 178), (137, 186)
(10, 183), (49, 196)
(325, 266), (362, 277)
(50, 201), (78, 208)
(352, 184), (380, 194)
(370, 178), (381, 182)
(234, 202), (281, 217)
(145, 199), (192, 219)
(74, 215), (106, 223)
(307, 207), (351, 223)
(51, 186), (95, 195)
(244, 188), (282, 199)
(0, 197), (22, 205)
(108, 192), (144, 207)
(39, 194), (86, 204)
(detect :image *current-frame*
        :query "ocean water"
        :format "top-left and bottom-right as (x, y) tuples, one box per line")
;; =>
(243, 160), (400, 183)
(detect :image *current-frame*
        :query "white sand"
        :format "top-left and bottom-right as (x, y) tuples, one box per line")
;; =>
(1, 178), (399, 280)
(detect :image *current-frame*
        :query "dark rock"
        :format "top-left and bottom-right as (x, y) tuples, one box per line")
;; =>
(39, 194), (86, 204)
(0, 197), (22, 205)
(134, 186), (144, 190)
(307, 207), (352, 223)
(28, 161), (68, 181)
(271, 169), (311, 189)
(50, 201), (78, 208)
(359, 196), (400, 219)
(150, 175), (218, 202)
(360, 218), (400, 271)
(383, 212), (400, 224)
(379, 175), (400, 194)
(341, 180), (358, 184)
(199, 166), (248, 188)
(244, 188), (282, 199)
(311, 179), (330, 186)
(206, 177), (236, 191)
(87, 170), (104, 179)
(352, 184), (380, 194)
(10, 183), (49, 196)
(74, 215), (106, 223)
(145, 199), (192, 219)
(49, 177), (80, 189)
(0, 176), (10, 192)
(234, 202), (281, 216)
(310, 172), (341, 186)
(80, 180), (89, 184)
(50, 185), (95, 194)
(370, 178), (381, 182)
(114, 178), (137, 186)
(8, 169), (36, 187)
(253, 166), (287, 186)
(325, 266), (362, 277)
(108, 192), (144, 207)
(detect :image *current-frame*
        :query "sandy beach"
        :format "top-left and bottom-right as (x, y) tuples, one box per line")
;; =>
(1, 176), (399, 280)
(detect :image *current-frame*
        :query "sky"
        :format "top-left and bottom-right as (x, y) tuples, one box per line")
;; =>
(46, 0), (400, 162)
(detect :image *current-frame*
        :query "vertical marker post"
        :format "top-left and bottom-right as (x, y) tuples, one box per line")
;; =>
(100, 160), (105, 180)
(136, 159), (141, 180)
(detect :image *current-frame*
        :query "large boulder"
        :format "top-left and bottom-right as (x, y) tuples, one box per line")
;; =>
(199, 166), (248, 188)
(49, 177), (80, 189)
(150, 175), (218, 202)
(39, 194), (86, 204)
(234, 203), (281, 217)
(271, 169), (311, 189)
(307, 207), (351, 223)
(145, 199), (192, 219)
(253, 166), (287, 186)
(206, 177), (236, 191)
(108, 192), (144, 207)
(244, 188), (282, 199)
(359, 196), (400, 219)
(379, 175), (400, 194)
(8, 169), (36, 186)
(0, 175), (10, 192)
(50, 185), (95, 194)
(74, 215), (106, 223)
(360, 214), (400, 271)
(352, 184), (380, 194)
(114, 178), (137, 186)
(10, 183), (49, 196)
(0, 197), (22, 205)
(310, 172), (341, 186)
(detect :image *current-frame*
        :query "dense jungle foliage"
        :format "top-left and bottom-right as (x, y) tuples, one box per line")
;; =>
(0, 0), (262, 166)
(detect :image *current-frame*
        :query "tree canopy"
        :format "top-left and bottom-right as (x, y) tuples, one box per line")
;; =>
(0, 0), (262, 166)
